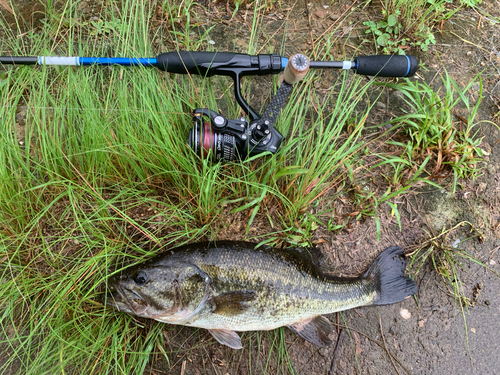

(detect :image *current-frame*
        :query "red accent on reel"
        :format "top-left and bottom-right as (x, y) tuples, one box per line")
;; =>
(201, 121), (213, 159)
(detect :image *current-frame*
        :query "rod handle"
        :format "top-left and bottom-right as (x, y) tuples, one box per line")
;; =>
(354, 55), (418, 77)
(155, 51), (237, 76)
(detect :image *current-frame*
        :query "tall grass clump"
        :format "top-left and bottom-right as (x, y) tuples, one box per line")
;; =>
(380, 70), (486, 193)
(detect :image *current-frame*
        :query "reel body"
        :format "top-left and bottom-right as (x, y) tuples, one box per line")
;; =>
(188, 109), (283, 162)
(187, 54), (307, 162)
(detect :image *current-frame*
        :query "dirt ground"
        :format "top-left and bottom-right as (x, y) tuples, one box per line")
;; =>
(2, 0), (500, 374)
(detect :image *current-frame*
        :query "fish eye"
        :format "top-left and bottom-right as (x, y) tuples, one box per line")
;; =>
(133, 271), (149, 285)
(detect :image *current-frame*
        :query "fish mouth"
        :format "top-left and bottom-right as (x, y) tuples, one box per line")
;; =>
(105, 281), (149, 316)
(105, 283), (131, 313)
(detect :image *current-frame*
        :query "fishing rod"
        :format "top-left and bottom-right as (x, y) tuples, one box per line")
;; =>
(0, 51), (418, 162)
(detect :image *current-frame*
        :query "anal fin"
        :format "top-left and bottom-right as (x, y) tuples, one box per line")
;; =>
(287, 315), (333, 347)
(208, 329), (243, 349)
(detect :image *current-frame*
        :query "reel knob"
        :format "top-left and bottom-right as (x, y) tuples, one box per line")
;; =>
(251, 124), (267, 142)
(283, 53), (310, 84)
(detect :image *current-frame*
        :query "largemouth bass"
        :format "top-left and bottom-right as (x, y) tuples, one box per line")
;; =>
(106, 241), (417, 349)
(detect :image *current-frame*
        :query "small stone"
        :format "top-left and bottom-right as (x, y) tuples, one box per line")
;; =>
(471, 328), (476, 333)
(418, 318), (427, 327)
(318, 347), (329, 357)
(400, 308), (411, 320)
(471, 83), (480, 91)
(313, 10), (326, 18)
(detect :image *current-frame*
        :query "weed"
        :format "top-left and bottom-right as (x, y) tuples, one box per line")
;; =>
(83, 19), (121, 37)
(408, 221), (497, 351)
(381, 69), (485, 192)
(363, 0), (456, 54)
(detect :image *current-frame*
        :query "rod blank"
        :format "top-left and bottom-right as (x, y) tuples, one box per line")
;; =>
(0, 56), (38, 65)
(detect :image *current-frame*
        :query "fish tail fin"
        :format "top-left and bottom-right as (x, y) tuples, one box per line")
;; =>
(363, 246), (417, 305)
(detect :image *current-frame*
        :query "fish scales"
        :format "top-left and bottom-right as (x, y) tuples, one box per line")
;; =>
(155, 242), (374, 331)
(185, 248), (373, 331)
(107, 241), (417, 349)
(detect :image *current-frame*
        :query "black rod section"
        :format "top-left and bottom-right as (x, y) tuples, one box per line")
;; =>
(0, 56), (38, 65)
(309, 61), (345, 69)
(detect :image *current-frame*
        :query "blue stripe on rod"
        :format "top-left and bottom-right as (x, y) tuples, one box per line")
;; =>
(281, 57), (288, 71)
(79, 57), (157, 66)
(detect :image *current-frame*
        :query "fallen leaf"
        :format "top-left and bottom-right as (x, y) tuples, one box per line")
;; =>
(353, 332), (363, 355)
(313, 10), (326, 18)
(418, 318), (427, 327)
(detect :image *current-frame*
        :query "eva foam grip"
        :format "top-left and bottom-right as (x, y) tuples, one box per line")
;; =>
(354, 55), (418, 77)
(283, 54), (310, 84)
(156, 51), (236, 75)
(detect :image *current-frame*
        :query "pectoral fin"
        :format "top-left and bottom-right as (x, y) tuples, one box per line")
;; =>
(208, 329), (243, 349)
(211, 290), (257, 317)
(287, 316), (333, 347)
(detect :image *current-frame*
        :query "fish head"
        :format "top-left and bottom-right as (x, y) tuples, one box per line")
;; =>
(107, 262), (210, 322)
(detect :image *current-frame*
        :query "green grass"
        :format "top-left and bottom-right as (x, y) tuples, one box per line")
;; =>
(363, 0), (478, 54)
(0, 0), (492, 374)
(380, 69), (486, 193)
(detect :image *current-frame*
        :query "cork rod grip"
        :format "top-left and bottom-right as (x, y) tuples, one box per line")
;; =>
(283, 54), (310, 84)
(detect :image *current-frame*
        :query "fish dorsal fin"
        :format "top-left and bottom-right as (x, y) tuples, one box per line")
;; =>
(208, 329), (243, 349)
(287, 316), (333, 347)
(279, 245), (324, 275)
(211, 290), (257, 317)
